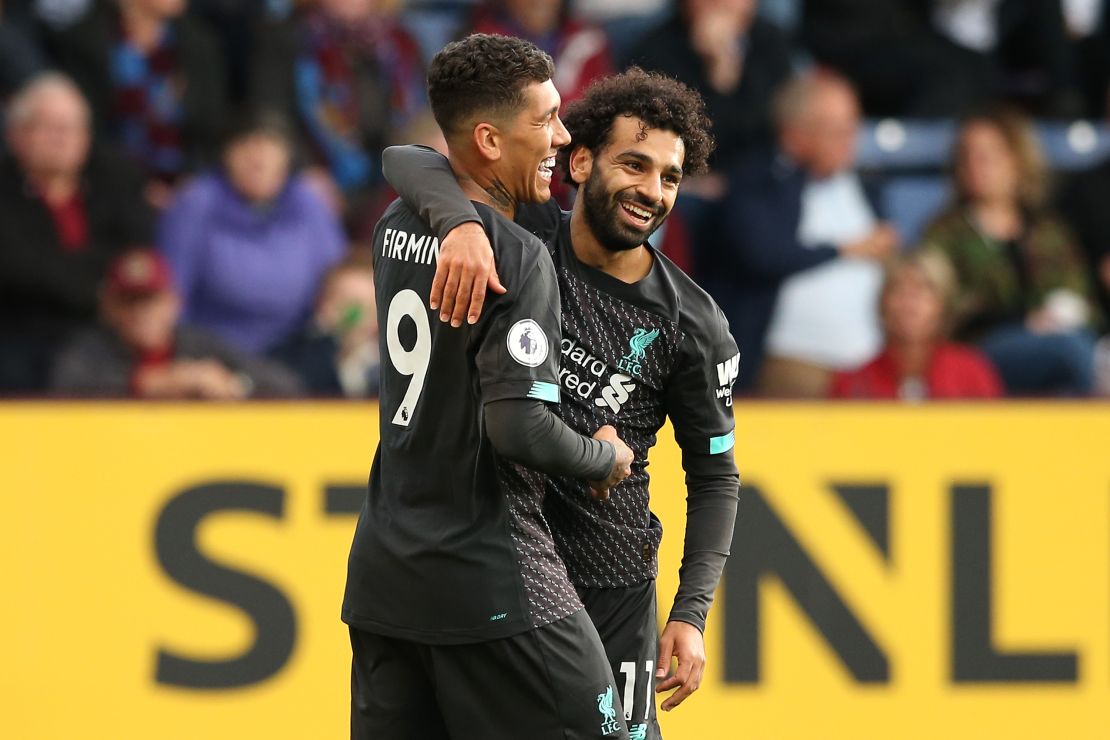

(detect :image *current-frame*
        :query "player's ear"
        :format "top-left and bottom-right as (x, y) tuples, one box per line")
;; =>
(568, 145), (592, 185)
(471, 122), (502, 163)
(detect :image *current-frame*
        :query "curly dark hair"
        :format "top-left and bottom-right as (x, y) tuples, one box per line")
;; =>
(427, 34), (555, 138)
(558, 67), (714, 184)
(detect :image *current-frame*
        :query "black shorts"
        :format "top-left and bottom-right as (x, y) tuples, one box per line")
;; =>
(349, 609), (630, 740)
(579, 581), (663, 740)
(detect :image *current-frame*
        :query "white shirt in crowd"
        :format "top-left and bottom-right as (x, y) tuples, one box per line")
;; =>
(764, 170), (883, 369)
(1062, 0), (1104, 37)
(933, 0), (1003, 52)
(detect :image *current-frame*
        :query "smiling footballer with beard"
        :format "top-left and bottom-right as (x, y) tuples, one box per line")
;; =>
(383, 68), (742, 740)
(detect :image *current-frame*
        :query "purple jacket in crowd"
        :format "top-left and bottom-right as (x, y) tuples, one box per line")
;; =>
(157, 171), (346, 354)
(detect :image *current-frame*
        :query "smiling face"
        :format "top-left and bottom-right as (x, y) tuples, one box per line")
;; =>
(571, 115), (684, 252)
(493, 79), (570, 205)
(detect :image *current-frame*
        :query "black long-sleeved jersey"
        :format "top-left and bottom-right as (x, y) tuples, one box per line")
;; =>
(342, 198), (613, 644)
(384, 146), (741, 631)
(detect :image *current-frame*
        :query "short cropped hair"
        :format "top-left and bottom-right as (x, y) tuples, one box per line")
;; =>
(427, 33), (555, 138)
(558, 67), (714, 182)
(771, 68), (856, 131)
(5, 72), (89, 132)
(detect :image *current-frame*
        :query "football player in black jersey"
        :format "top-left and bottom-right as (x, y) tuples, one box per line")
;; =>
(383, 69), (741, 740)
(342, 35), (636, 740)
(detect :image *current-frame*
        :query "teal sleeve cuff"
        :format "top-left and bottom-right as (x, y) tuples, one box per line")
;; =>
(526, 381), (560, 403)
(709, 430), (735, 455)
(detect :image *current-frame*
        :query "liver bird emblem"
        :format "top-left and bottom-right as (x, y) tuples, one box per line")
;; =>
(626, 327), (660, 362)
(597, 684), (617, 723)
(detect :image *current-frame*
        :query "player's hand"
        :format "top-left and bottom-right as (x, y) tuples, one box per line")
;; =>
(589, 425), (633, 500)
(656, 620), (706, 711)
(430, 221), (505, 327)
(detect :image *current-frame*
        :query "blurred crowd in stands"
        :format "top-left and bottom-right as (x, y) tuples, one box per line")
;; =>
(1, 0), (1109, 400)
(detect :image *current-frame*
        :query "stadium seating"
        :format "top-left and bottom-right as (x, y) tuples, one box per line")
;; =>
(857, 118), (1110, 244)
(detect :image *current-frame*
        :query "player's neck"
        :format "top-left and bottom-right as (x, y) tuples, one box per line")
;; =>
(569, 204), (653, 284)
(448, 153), (517, 220)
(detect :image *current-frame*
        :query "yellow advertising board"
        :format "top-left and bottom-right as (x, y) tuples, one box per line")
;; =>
(1, 403), (1109, 739)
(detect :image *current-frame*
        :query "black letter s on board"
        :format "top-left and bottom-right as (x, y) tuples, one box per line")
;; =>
(154, 482), (296, 689)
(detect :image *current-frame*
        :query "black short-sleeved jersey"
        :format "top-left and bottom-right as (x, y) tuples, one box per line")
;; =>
(341, 199), (583, 644)
(519, 205), (740, 589)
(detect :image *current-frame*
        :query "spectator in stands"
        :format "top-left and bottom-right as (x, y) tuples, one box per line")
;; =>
(627, 0), (793, 171)
(44, 0), (229, 200)
(801, 0), (1080, 118)
(930, 0), (1081, 117)
(189, 0), (266, 104)
(801, 0), (976, 117)
(1065, 0), (1110, 117)
(0, 1), (46, 103)
(921, 107), (1099, 395)
(830, 252), (1002, 399)
(0, 73), (153, 393)
(250, 0), (425, 217)
(570, 0), (670, 63)
(51, 249), (301, 397)
(16, 0), (94, 30)
(352, 108), (447, 246)
(470, 0), (613, 105)
(271, 252), (380, 397)
(157, 110), (347, 355)
(709, 70), (898, 395)
(1060, 84), (1110, 324)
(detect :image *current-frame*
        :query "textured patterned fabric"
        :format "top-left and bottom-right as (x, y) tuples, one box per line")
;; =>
(499, 463), (584, 627)
(110, 23), (184, 178)
(343, 201), (583, 644)
(921, 207), (1101, 338)
(369, 146), (741, 626)
(294, 10), (425, 191)
(546, 260), (684, 588)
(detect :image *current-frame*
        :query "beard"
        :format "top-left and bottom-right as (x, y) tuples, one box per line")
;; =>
(580, 167), (668, 253)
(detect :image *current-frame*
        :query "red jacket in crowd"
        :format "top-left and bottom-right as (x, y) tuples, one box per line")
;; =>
(830, 344), (1003, 400)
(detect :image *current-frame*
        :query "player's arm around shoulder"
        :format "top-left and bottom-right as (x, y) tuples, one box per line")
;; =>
(431, 221), (505, 328)
(380, 144), (507, 327)
(475, 231), (634, 492)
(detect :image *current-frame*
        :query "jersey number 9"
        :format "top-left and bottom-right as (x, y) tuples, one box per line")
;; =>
(385, 289), (432, 427)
